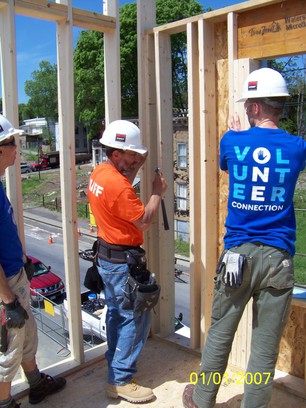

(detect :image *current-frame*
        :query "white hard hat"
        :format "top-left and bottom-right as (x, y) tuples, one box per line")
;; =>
(237, 68), (289, 102)
(0, 114), (22, 143)
(100, 120), (148, 155)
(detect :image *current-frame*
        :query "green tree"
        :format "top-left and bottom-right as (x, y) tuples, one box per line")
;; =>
(74, 30), (105, 140)
(156, 0), (206, 111)
(120, 0), (206, 115)
(73, 0), (207, 136)
(24, 61), (58, 122)
(18, 103), (34, 124)
(268, 57), (306, 137)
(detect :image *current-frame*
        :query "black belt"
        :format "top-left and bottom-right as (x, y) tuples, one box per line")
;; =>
(97, 237), (142, 264)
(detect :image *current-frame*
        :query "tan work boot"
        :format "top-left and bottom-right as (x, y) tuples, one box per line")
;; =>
(106, 380), (154, 403)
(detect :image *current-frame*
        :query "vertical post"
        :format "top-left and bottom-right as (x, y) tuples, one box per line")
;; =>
(187, 21), (202, 349)
(56, 0), (84, 363)
(198, 20), (218, 348)
(154, 30), (175, 337)
(0, 1), (25, 248)
(137, 0), (161, 333)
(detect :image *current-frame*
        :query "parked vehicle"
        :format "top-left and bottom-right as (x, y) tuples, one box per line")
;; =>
(20, 162), (32, 173)
(30, 154), (57, 171)
(75, 248), (190, 342)
(30, 151), (91, 172)
(63, 290), (107, 343)
(64, 290), (190, 343)
(27, 255), (65, 306)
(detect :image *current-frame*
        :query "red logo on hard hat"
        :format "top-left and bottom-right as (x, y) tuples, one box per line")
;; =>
(115, 133), (126, 142)
(248, 81), (257, 91)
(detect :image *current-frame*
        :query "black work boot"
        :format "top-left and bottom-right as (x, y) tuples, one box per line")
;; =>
(28, 373), (66, 404)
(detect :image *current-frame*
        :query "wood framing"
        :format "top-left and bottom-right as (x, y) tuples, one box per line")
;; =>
(1, 0), (306, 389)
(187, 21), (202, 350)
(198, 19), (218, 348)
(154, 30), (175, 337)
(56, 0), (84, 363)
(237, 0), (306, 58)
(0, 0), (116, 32)
(0, 1), (25, 247)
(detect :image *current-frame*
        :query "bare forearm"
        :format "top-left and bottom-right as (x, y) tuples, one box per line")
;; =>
(134, 194), (161, 231)
(0, 265), (15, 304)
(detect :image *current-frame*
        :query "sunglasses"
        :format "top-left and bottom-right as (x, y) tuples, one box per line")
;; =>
(0, 137), (16, 147)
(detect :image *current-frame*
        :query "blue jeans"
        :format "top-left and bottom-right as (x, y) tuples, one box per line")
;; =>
(193, 243), (294, 408)
(97, 258), (152, 385)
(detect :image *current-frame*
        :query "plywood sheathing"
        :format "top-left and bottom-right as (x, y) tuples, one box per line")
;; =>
(238, 0), (306, 59)
(277, 303), (306, 379)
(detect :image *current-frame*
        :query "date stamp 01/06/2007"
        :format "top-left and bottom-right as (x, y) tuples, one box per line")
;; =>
(189, 371), (272, 386)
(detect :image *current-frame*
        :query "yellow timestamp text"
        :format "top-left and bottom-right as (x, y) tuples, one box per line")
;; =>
(189, 371), (271, 386)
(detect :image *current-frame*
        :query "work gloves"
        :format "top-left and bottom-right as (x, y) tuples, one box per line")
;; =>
(4, 298), (29, 329)
(217, 250), (245, 289)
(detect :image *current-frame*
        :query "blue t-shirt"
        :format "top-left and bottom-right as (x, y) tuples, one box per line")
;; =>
(0, 182), (24, 277)
(220, 127), (306, 255)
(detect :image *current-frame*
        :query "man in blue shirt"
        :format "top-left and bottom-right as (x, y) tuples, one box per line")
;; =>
(183, 68), (306, 408)
(0, 114), (66, 408)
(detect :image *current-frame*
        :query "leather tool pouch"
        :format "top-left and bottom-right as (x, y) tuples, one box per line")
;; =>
(122, 249), (161, 312)
(83, 240), (104, 294)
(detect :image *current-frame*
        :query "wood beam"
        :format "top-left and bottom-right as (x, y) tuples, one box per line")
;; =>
(56, 0), (84, 363)
(187, 21), (202, 350)
(0, 1), (25, 247)
(198, 19), (218, 348)
(154, 30), (175, 338)
(145, 0), (285, 35)
(0, 0), (116, 33)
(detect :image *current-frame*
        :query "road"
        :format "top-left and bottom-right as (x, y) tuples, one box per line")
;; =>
(23, 210), (191, 327)
(24, 217), (96, 293)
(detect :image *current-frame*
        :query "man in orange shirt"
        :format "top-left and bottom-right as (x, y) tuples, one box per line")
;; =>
(88, 120), (167, 403)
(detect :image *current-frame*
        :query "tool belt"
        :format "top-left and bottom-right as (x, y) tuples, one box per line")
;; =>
(97, 238), (161, 312)
(97, 237), (142, 264)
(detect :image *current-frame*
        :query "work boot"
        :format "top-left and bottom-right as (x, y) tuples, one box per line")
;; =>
(106, 380), (154, 403)
(182, 384), (199, 408)
(28, 373), (66, 404)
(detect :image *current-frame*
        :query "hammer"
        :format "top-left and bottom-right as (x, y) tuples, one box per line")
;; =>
(0, 308), (8, 353)
(154, 167), (169, 231)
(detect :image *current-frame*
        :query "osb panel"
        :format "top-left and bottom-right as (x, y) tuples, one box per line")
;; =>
(214, 21), (228, 61)
(277, 304), (306, 379)
(238, 0), (306, 59)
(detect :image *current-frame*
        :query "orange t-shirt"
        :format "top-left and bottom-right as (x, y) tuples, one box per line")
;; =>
(87, 163), (145, 246)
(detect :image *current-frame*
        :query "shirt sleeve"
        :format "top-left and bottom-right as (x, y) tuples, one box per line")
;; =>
(219, 134), (228, 171)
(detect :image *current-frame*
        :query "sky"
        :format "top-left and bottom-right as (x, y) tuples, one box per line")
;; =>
(0, 0), (245, 104)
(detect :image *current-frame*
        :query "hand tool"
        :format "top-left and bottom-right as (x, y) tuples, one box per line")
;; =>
(154, 167), (169, 231)
(0, 308), (8, 353)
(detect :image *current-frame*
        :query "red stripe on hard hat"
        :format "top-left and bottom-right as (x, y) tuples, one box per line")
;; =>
(248, 81), (257, 91)
(115, 133), (126, 142)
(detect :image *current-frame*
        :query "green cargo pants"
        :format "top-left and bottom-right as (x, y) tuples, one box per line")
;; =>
(193, 242), (294, 408)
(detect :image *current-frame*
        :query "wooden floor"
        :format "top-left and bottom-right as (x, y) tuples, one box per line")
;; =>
(13, 337), (306, 408)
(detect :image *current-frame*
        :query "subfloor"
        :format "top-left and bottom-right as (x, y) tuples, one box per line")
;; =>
(14, 337), (306, 408)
